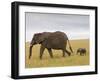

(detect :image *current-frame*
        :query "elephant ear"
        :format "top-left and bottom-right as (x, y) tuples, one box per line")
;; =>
(36, 33), (45, 44)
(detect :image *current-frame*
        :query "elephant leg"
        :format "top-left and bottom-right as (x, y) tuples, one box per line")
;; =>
(80, 52), (82, 56)
(65, 49), (71, 56)
(84, 53), (86, 56)
(62, 50), (65, 57)
(47, 48), (53, 58)
(40, 45), (45, 59)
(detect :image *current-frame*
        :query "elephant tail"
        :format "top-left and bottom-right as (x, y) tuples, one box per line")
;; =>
(67, 37), (73, 53)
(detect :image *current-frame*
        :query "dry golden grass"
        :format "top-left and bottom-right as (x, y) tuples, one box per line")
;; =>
(25, 39), (89, 68)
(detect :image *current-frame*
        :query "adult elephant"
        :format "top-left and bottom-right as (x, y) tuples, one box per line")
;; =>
(29, 31), (73, 59)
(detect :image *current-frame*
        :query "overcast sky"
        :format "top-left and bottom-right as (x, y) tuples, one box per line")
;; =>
(25, 12), (89, 42)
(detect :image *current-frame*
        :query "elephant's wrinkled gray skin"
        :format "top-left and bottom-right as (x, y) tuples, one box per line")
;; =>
(29, 31), (73, 59)
(77, 48), (86, 56)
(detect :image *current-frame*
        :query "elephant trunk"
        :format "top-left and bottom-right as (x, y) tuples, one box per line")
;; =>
(29, 45), (33, 59)
(29, 39), (36, 59)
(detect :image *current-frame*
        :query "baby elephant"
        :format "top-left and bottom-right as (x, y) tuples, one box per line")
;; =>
(77, 48), (86, 56)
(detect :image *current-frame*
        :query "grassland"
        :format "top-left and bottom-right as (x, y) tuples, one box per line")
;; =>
(25, 39), (89, 68)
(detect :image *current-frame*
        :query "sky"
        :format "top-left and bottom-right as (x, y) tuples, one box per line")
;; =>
(25, 12), (89, 42)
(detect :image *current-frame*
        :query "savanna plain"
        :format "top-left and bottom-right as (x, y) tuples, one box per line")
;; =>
(25, 39), (89, 68)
